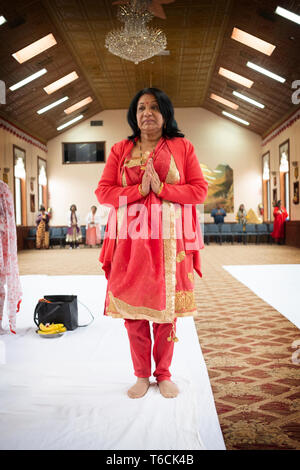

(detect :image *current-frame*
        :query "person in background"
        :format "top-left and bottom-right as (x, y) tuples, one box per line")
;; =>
(86, 205), (101, 247)
(98, 204), (111, 245)
(271, 200), (288, 245)
(211, 203), (226, 224)
(236, 204), (247, 226)
(66, 204), (82, 249)
(0, 181), (22, 334)
(36, 205), (50, 249)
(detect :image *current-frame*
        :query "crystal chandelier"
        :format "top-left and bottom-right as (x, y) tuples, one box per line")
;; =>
(105, 0), (167, 64)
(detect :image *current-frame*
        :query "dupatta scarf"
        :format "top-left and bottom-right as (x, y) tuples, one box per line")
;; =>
(95, 137), (208, 324)
(0, 181), (22, 333)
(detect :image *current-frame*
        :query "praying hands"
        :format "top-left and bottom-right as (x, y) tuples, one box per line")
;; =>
(140, 158), (162, 196)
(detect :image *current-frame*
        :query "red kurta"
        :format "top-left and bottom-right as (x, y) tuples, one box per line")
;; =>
(271, 206), (288, 239)
(95, 137), (208, 324)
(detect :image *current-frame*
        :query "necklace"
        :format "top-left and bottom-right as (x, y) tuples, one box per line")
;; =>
(139, 140), (155, 169)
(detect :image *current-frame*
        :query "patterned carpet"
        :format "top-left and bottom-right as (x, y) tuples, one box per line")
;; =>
(18, 244), (300, 450)
(195, 244), (300, 450)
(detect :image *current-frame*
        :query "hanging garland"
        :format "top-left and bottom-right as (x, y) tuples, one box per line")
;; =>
(0, 117), (47, 153)
(262, 108), (300, 147)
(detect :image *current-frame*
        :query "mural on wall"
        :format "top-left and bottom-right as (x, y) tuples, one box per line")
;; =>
(200, 163), (234, 213)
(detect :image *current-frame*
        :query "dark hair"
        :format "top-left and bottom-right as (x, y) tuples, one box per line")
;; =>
(70, 204), (77, 211)
(276, 200), (281, 208)
(127, 87), (184, 142)
(40, 205), (45, 211)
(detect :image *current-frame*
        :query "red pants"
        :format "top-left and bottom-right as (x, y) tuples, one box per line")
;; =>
(124, 319), (177, 383)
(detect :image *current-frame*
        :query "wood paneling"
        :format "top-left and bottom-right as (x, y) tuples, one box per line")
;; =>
(285, 220), (300, 248)
(0, 0), (299, 141)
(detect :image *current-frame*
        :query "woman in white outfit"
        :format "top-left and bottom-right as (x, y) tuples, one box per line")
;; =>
(66, 204), (82, 249)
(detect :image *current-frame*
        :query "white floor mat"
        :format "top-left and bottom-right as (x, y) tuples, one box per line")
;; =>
(223, 265), (300, 330)
(0, 275), (225, 450)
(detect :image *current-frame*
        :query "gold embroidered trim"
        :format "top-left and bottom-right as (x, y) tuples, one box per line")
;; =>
(162, 200), (177, 322)
(106, 290), (197, 319)
(123, 157), (142, 169)
(106, 291), (174, 323)
(107, 310), (196, 322)
(157, 182), (164, 195)
(116, 205), (126, 243)
(187, 272), (194, 282)
(165, 154), (180, 184)
(175, 290), (197, 313)
(176, 251), (186, 262)
(121, 169), (127, 187)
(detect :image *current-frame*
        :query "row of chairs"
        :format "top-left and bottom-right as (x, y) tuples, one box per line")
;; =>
(203, 223), (274, 245)
(25, 226), (87, 248)
(26, 223), (274, 247)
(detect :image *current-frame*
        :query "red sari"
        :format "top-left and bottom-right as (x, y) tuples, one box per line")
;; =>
(271, 206), (288, 239)
(95, 137), (208, 324)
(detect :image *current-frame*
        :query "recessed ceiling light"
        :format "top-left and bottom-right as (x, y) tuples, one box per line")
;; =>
(232, 91), (265, 108)
(9, 68), (47, 91)
(210, 93), (239, 110)
(275, 6), (300, 25)
(44, 71), (79, 94)
(246, 61), (286, 83)
(157, 50), (170, 56)
(218, 67), (253, 88)
(12, 33), (57, 64)
(57, 114), (83, 131)
(64, 97), (93, 114)
(37, 96), (69, 114)
(231, 27), (276, 56)
(0, 15), (7, 25)
(222, 111), (250, 126)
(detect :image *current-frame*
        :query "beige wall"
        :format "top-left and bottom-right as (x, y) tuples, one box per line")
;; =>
(47, 109), (130, 226)
(47, 107), (262, 225)
(262, 117), (300, 221)
(0, 126), (47, 226)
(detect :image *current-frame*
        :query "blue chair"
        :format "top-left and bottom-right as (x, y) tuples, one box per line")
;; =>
(50, 227), (64, 248)
(219, 224), (233, 244)
(256, 223), (268, 243)
(61, 227), (68, 247)
(26, 227), (36, 239)
(25, 227), (36, 248)
(204, 224), (221, 244)
(244, 224), (257, 244)
(231, 224), (246, 244)
(80, 226), (86, 244)
(267, 223), (274, 244)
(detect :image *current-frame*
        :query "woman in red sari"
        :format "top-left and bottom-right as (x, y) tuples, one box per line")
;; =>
(271, 200), (288, 244)
(95, 88), (208, 399)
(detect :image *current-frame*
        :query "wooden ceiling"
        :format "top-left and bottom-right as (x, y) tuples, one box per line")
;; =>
(0, 0), (299, 143)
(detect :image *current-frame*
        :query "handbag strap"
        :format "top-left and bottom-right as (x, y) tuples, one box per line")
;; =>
(34, 298), (94, 328)
(78, 300), (94, 327)
(34, 302), (62, 327)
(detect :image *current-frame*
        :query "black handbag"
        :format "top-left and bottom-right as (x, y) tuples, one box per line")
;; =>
(34, 295), (94, 331)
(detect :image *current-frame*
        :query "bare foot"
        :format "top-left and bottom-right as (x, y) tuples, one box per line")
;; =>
(158, 380), (179, 398)
(127, 378), (150, 399)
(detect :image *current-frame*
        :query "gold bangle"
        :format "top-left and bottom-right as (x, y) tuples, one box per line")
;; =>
(157, 182), (164, 195)
(138, 184), (147, 197)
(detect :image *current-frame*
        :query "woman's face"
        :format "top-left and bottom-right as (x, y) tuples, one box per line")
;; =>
(136, 94), (164, 135)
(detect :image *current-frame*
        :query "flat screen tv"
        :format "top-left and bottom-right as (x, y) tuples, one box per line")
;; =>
(63, 142), (105, 164)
